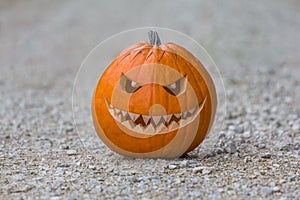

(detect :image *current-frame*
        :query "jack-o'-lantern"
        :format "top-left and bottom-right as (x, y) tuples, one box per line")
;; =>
(92, 31), (217, 158)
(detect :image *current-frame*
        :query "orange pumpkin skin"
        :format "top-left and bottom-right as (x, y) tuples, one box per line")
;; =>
(92, 31), (217, 158)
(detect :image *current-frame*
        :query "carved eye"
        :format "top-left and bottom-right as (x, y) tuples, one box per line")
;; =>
(120, 73), (142, 93)
(163, 75), (187, 96)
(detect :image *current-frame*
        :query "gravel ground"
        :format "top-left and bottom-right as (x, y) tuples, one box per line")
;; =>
(1, 1), (299, 199)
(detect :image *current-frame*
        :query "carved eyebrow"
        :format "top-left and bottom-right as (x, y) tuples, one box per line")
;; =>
(166, 74), (187, 86)
(120, 73), (187, 88)
(120, 73), (142, 86)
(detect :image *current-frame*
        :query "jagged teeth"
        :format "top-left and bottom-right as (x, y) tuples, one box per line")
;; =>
(156, 123), (169, 132)
(132, 124), (144, 132)
(144, 123), (156, 134)
(109, 108), (199, 134)
(189, 107), (196, 115)
(115, 108), (121, 115)
(122, 120), (134, 129)
(105, 97), (207, 134)
(142, 115), (151, 124)
(174, 113), (181, 118)
(169, 121), (179, 129)
(128, 112), (139, 121)
(151, 116), (161, 126)
(121, 110), (127, 117)
(182, 111), (188, 119)
(163, 114), (172, 122)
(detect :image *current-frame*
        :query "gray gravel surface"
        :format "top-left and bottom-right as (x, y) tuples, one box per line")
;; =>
(1, 1), (299, 199)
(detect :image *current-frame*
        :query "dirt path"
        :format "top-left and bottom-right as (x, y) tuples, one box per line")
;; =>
(1, 1), (299, 199)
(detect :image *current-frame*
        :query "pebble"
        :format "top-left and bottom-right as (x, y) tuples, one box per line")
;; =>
(55, 168), (64, 175)
(258, 144), (266, 149)
(168, 165), (177, 170)
(235, 126), (244, 133)
(88, 165), (96, 170)
(180, 160), (189, 167)
(215, 147), (225, 154)
(292, 123), (299, 131)
(261, 153), (272, 159)
(192, 166), (212, 174)
(202, 168), (212, 175)
(269, 182), (276, 187)
(244, 157), (252, 163)
(137, 190), (143, 195)
(60, 144), (69, 150)
(260, 187), (273, 195)
(66, 150), (77, 155)
(225, 143), (237, 154)
(50, 197), (61, 200)
(272, 186), (281, 193)
(193, 167), (203, 173)
(242, 131), (251, 138)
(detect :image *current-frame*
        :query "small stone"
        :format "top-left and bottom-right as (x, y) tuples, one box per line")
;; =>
(242, 131), (251, 138)
(67, 196), (77, 200)
(50, 197), (61, 200)
(106, 167), (114, 173)
(261, 153), (271, 159)
(192, 166), (212, 174)
(249, 174), (257, 179)
(65, 127), (74, 133)
(272, 164), (280, 168)
(55, 168), (64, 175)
(179, 160), (189, 167)
(284, 96), (292, 103)
(204, 151), (216, 158)
(279, 179), (286, 184)
(88, 165), (96, 170)
(137, 190), (143, 194)
(272, 186), (281, 192)
(269, 182), (276, 187)
(292, 123), (299, 131)
(235, 126), (244, 133)
(168, 165), (177, 170)
(270, 107), (278, 113)
(258, 144), (266, 149)
(225, 143), (237, 154)
(202, 168), (212, 175)
(66, 150), (77, 155)
(193, 167), (203, 173)
(60, 144), (69, 150)
(244, 157), (252, 163)
(215, 147), (225, 154)
(229, 125), (235, 131)
(260, 170), (266, 175)
(261, 187), (273, 195)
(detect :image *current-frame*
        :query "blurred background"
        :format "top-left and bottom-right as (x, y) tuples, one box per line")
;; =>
(1, 0), (299, 93)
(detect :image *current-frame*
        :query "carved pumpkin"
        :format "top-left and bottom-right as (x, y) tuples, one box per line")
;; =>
(92, 31), (217, 158)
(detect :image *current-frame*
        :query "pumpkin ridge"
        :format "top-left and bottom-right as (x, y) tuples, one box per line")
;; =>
(118, 42), (149, 63)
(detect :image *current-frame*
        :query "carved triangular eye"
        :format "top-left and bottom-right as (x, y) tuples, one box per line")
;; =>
(163, 75), (187, 96)
(120, 73), (142, 93)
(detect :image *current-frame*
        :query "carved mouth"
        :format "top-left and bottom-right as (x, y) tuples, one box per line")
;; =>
(104, 97), (206, 135)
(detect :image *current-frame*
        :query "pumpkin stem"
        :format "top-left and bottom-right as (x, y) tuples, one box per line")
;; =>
(148, 30), (161, 46)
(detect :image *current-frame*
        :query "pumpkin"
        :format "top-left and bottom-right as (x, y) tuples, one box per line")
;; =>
(92, 31), (217, 158)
